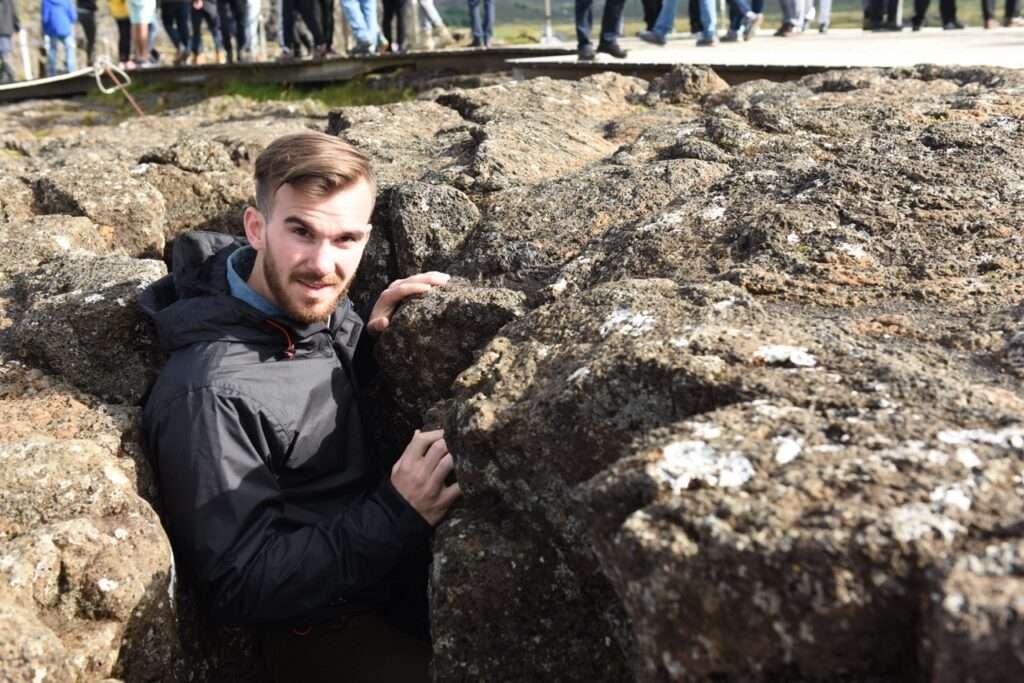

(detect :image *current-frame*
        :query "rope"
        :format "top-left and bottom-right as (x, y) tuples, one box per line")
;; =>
(92, 56), (146, 118)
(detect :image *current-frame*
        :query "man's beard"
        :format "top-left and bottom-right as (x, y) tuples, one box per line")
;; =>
(262, 240), (349, 324)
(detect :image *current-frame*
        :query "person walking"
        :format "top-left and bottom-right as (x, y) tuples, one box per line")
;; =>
(912, 0), (963, 28)
(190, 0), (224, 63)
(42, 0), (78, 74)
(640, 0), (726, 46)
(160, 0), (190, 63)
(641, 0), (662, 30)
(76, 0), (98, 65)
(381, 0), (407, 52)
(0, 0), (19, 82)
(127, 0), (156, 64)
(340, 0), (377, 54)
(467, 0), (494, 47)
(418, 0), (453, 48)
(109, 0), (131, 64)
(215, 0), (246, 62)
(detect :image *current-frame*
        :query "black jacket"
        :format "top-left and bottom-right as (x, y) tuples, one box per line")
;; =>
(0, 0), (19, 36)
(140, 231), (431, 627)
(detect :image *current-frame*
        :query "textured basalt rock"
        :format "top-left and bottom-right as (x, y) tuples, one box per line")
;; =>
(0, 63), (1022, 683)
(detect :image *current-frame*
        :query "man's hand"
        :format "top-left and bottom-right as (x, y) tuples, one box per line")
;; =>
(390, 429), (460, 526)
(368, 272), (450, 334)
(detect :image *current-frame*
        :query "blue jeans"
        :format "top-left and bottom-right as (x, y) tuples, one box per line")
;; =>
(654, 0), (716, 39)
(574, 0), (626, 46)
(728, 0), (752, 29)
(467, 0), (494, 41)
(46, 34), (76, 75)
(341, 0), (379, 45)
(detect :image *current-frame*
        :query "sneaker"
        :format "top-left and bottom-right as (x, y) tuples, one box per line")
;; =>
(1005, 16), (1024, 26)
(637, 29), (667, 45)
(883, 20), (903, 31)
(742, 11), (757, 39)
(985, 18), (998, 29)
(349, 41), (372, 56)
(696, 35), (718, 46)
(911, 16), (923, 30)
(469, 37), (483, 47)
(577, 43), (595, 61)
(597, 40), (628, 58)
(819, 22), (829, 33)
(721, 29), (740, 42)
(774, 22), (795, 36)
(943, 21), (966, 29)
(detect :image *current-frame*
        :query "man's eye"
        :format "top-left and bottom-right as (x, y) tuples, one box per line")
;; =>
(292, 227), (309, 238)
(335, 234), (357, 245)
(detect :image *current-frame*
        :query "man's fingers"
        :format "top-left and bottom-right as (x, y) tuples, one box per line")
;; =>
(423, 438), (448, 468)
(428, 452), (455, 488)
(404, 429), (444, 459)
(388, 272), (451, 288)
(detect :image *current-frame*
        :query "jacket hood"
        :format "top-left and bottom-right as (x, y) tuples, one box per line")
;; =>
(139, 231), (360, 355)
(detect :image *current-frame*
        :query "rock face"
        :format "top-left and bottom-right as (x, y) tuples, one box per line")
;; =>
(1, 65), (1023, 683)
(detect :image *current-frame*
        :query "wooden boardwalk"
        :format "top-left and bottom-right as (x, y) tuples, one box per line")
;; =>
(511, 27), (1024, 82)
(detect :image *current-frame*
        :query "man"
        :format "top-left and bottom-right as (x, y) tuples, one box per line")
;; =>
(141, 132), (460, 681)
(467, 0), (493, 47)
(340, 0), (376, 54)
(575, 0), (628, 60)
(0, 0), (18, 83)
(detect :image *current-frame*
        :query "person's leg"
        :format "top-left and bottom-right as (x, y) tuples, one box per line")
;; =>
(230, 0), (247, 55)
(652, 0), (681, 37)
(940, 0), (956, 21)
(419, 0), (444, 29)
(177, 3), (192, 53)
(381, 0), (395, 45)
(320, 0), (334, 46)
(80, 11), (97, 64)
(244, 0), (259, 52)
(339, 0), (369, 44)
(1007, 0), (1019, 20)
(483, 0), (494, 41)
(0, 37), (15, 83)
(215, 0), (233, 58)
(295, 0), (326, 45)
(396, 0), (407, 49)
(598, 0), (626, 44)
(468, 0), (483, 42)
(161, 5), (180, 49)
(689, 0), (701, 32)
(698, 0), (716, 38)
(982, 0), (995, 22)
(359, 0), (377, 46)
(818, 0), (831, 24)
(574, 0), (593, 45)
(62, 33), (76, 71)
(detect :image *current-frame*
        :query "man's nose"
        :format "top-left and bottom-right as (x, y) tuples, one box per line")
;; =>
(308, 241), (335, 277)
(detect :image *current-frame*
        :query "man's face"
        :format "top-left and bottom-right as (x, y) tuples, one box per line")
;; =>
(244, 179), (374, 324)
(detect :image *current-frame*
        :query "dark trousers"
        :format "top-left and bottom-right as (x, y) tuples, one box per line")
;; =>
(216, 0), (246, 57)
(260, 611), (431, 683)
(318, 0), (334, 46)
(382, 0), (407, 48)
(79, 10), (96, 64)
(575, 0), (626, 46)
(282, 0), (325, 51)
(161, 2), (191, 51)
(190, 3), (222, 54)
(115, 17), (131, 62)
(913, 0), (957, 22)
(642, 0), (661, 29)
(870, 0), (900, 22)
(983, 0), (1019, 20)
(689, 0), (701, 32)
(0, 50), (14, 83)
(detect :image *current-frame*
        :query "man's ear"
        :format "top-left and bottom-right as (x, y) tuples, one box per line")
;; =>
(243, 206), (266, 250)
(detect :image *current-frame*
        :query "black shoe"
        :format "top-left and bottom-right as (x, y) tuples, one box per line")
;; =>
(911, 17), (923, 30)
(469, 37), (483, 47)
(883, 20), (903, 31)
(577, 43), (595, 61)
(943, 20), (966, 29)
(597, 41), (628, 58)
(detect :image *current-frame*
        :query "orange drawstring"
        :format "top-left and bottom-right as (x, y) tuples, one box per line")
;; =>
(264, 320), (296, 359)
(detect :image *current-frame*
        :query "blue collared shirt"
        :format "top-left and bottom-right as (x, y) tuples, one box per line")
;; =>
(226, 246), (286, 319)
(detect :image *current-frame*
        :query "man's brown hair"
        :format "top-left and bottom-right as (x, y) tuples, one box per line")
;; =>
(254, 132), (376, 216)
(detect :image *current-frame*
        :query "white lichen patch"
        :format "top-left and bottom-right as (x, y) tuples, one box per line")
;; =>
(600, 309), (656, 338)
(653, 440), (755, 493)
(773, 437), (804, 465)
(97, 578), (120, 592)
(712, 297), (736, 312)
(82, 293), (105, 305)
(888, 503), (962, 543)
(753, 345), (817, 368)
(113, 527), (129, 540)
(566, 367), (590, 383)
(103, 465), (129, 487)
(930, 485), (972, 512)
(836, 242), (871, 261)
(701, 205), (726, 221)
(551, 278), (569, 295)
(787, 232), (800, 246)
(937, 427), (1024, 450)
(690, 422), (722, 440)
(53, 235), (72, 251)
(954, 447), (982, 470)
